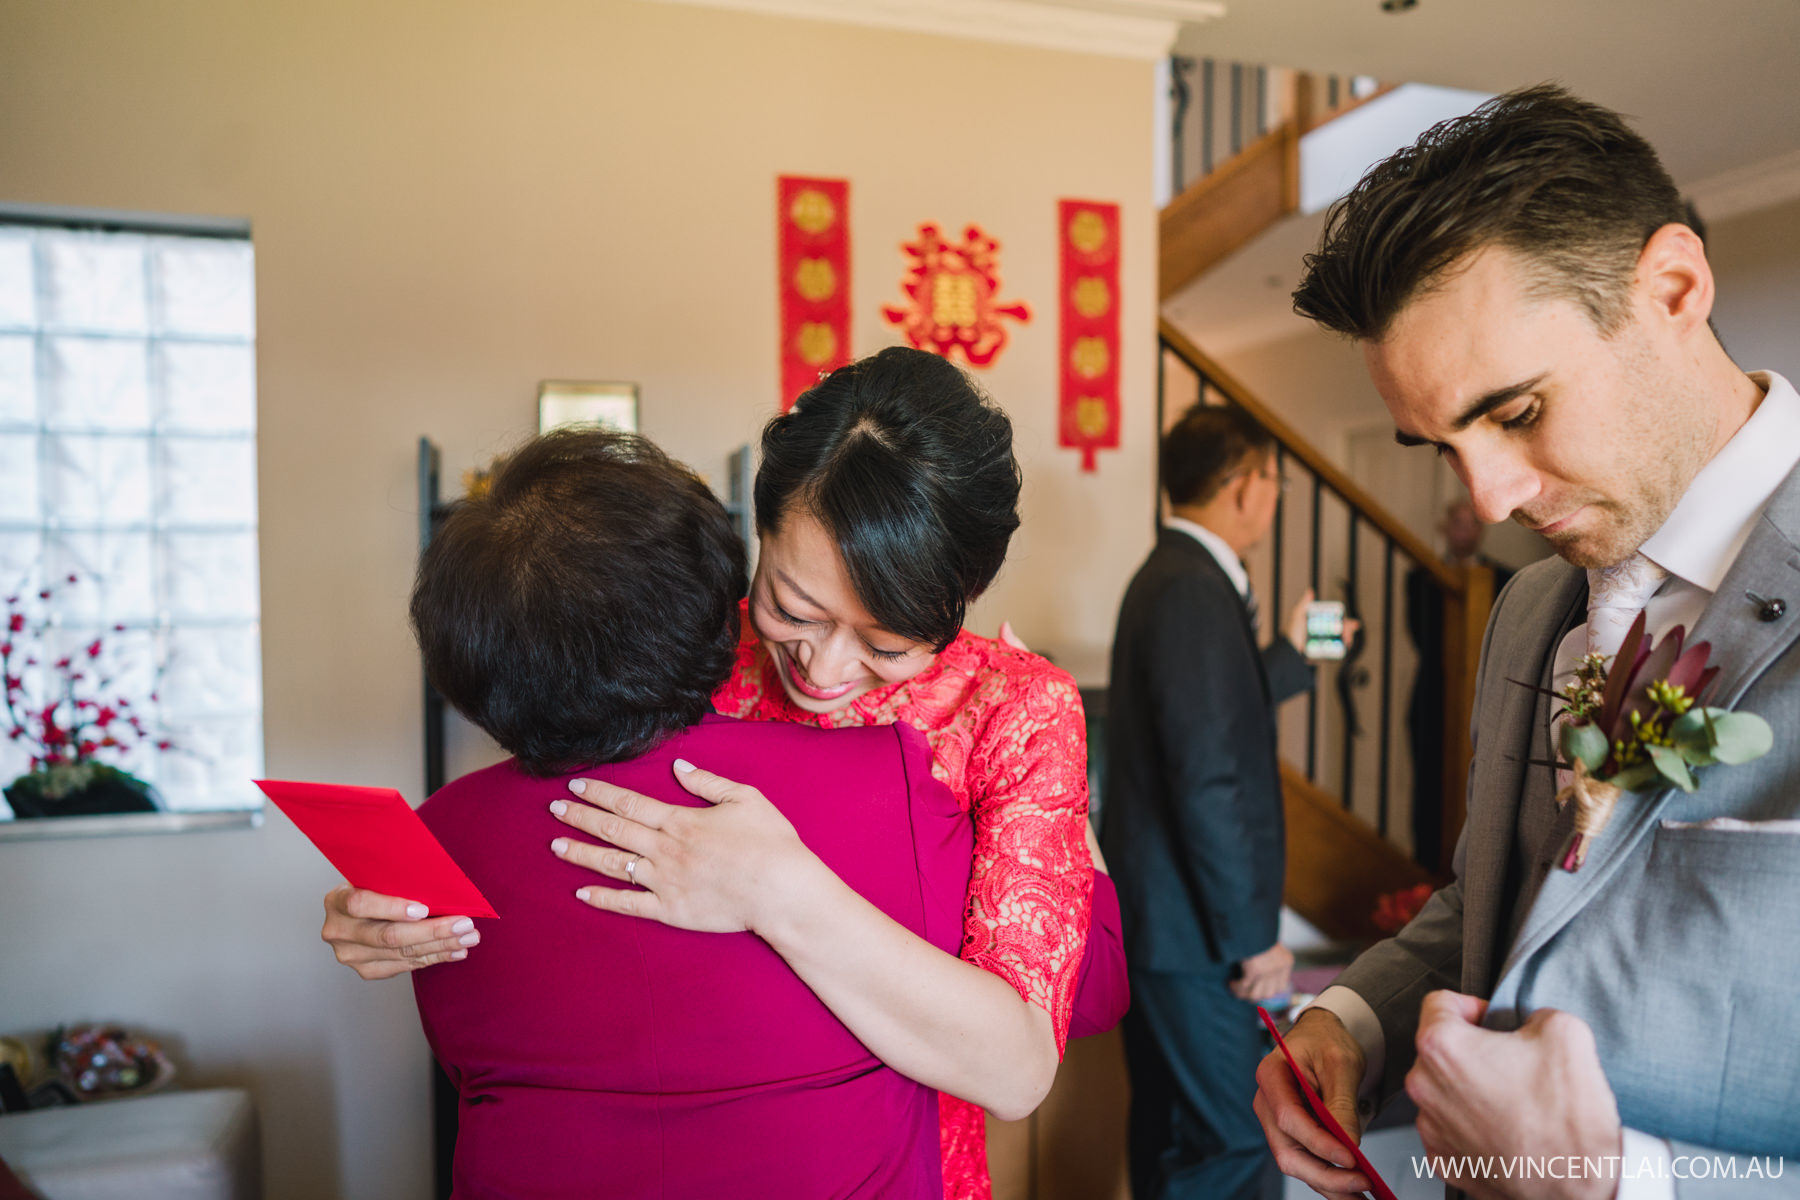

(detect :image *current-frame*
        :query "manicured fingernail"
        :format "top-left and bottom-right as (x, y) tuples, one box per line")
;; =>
(450, 949), (467, 960)
(549, 799), (567, 816)
(575, 887), (591, 902)
(551, 838), (569, 855)
(405, 903), (427, 919)
(673, 758), (695, 773)
(458, 931), (480, 946)
(569, 779), (587, 795)
(451, 918), (474, 934)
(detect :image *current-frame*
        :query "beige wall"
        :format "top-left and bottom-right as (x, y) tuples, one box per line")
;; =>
(1707, 194), (1800, 384)
(0, 4), (1157, 1196)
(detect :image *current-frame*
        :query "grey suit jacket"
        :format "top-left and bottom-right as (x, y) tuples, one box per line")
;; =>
(1335, 463), (1800, 1195)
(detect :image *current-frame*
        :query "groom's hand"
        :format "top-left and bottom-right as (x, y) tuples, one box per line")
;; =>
(1406, 991), (1621, 1200)
(1253, 1005), (1372, 1199)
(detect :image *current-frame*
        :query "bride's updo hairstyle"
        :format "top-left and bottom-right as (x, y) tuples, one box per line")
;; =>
(754, 346), (1022, 652)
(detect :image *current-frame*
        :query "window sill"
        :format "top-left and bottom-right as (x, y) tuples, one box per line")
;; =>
(0, 809), (263, 842)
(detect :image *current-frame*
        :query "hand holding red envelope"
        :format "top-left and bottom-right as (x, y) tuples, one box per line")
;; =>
(255, 779), (496, 919)
(1258, 1005), (1397, 1200)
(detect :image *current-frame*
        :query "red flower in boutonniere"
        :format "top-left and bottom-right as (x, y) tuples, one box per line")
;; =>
(1541, 612), (1772, 871)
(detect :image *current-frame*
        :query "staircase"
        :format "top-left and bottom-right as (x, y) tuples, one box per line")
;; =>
(1155, 62), (1492, 939)
(1161, 61), (1394, 300)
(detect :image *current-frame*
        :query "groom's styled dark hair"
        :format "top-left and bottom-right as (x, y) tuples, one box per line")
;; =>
(1293, 84), (1690, 342)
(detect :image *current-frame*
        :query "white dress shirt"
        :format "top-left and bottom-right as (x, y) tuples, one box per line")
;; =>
(1309, 371), (1800, 1199)
(1164, 514), (1250, 598)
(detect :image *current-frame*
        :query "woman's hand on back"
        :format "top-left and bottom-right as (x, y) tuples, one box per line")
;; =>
(321, 886), (479, 980)
(551, 759), (825, 936)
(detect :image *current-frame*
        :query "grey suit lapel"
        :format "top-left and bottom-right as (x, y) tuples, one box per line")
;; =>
(1460, 562), (1586, 996)
(1497, 463), (1800, 986)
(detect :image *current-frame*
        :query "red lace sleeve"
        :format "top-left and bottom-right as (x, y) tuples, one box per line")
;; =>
(959, 664), (1093, 1053)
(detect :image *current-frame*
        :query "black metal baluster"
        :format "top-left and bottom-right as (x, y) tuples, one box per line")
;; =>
(1156, 339), (1168, 535)
(1230, 62), (1243, 157)
(1306, 473), (1322, 780)
(1342, 512), (1359, 810)
(1270, 446), (1285, 644)
(1201, 59), (1215, 176)
(1378, 540), (1396, 839)
(1169, 56), (1194, 194)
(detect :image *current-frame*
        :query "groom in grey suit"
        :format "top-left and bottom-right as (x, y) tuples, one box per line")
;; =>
(1254, 85), (1799, 1199)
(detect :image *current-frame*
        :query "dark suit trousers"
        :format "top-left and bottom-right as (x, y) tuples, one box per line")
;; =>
(1121, 963), (1276, 1200)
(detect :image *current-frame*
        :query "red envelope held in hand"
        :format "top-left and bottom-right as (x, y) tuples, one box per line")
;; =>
(256, 779), (496, 919)
(1258, 1005), (1397, 1200)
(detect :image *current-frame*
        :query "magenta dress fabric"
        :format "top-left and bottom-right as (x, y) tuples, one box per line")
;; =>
(1069, 870), (1128, 1040)
(412, 713), (973, 1200)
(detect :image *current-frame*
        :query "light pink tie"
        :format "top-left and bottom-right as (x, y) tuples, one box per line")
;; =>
(1585, 552), (1670, 662)
(1553, 552), (1669, 787)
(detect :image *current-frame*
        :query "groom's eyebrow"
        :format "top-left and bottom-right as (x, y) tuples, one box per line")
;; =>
(1394, 373), (1548, 447)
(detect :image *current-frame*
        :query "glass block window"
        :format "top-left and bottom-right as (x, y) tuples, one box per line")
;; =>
(0, 214), (262, 817)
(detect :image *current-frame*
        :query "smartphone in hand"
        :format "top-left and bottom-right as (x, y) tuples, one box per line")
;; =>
(1302, 600), (1347, 661)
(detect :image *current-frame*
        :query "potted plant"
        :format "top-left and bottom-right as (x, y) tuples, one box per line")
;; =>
(2, 576), (170, 818)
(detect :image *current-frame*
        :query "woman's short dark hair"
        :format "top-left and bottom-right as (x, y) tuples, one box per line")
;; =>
(411, 428), (746, 776)
(754, 346), (1021, 651)
(1162, 403), (1273, 508)
(1293, 84), (1689, 342)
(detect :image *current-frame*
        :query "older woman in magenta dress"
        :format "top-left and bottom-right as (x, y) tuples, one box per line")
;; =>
(407, 429), (970, 1196)
(324, 347), (1127, 1200)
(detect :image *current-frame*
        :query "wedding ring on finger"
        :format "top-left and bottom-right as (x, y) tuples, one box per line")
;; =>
(625, 854), (642, 886)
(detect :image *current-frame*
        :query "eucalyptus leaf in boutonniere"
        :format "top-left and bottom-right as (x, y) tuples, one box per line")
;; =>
(1540, 611), (1772, 871)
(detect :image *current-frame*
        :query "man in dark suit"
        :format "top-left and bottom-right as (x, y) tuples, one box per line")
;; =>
(1102, 402), (1316, 1200)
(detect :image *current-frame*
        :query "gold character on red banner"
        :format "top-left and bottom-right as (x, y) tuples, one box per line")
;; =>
(779, 176), (851, 409)
(1058, 200), (1121, 471)
(882, 223), (1030, 368)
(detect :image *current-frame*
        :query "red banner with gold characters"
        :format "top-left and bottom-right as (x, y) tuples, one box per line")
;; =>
(1058, 200), (1121, 471)
(881, 223), (1030, 368)
(778, 176), (851, 410)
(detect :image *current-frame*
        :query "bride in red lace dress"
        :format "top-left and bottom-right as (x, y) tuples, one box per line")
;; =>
(323, 347), (1125, 1199)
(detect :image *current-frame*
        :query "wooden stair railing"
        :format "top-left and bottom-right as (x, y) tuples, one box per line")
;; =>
(1281, 766), (1433, 942)
(1157, 320), (1493, 931)
(1159, 121), (1298, 301)
(1159, 62), (1397, 300)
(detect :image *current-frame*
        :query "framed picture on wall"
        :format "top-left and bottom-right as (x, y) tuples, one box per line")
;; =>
(538, 381), (639, 434)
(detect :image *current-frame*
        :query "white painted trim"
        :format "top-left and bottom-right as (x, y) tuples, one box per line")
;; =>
(636, 0), (1184, 60)
(1687, 148), (1800, 224)
(0, 809), (263, 842)
(1073, 0), (1225, 21)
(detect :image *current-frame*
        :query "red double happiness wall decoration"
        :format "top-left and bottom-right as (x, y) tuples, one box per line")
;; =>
(778, 176), (852, 410)
(1058, 200), (1121, 472)
(882, 223), (1030, 368)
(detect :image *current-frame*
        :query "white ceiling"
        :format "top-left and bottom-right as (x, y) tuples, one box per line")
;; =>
(1158, 0), (1800, 355)
(1168, 0), (1800, 185)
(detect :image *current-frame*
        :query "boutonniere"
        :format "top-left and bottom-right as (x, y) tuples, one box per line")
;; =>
(1523, 612), (1773, 872)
